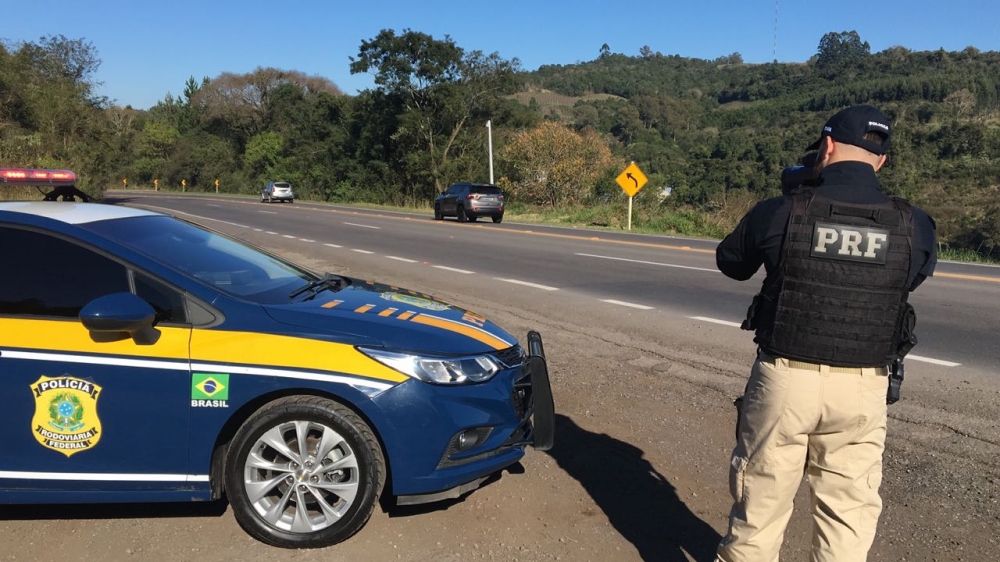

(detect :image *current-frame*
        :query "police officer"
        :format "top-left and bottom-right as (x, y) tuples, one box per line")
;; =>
(714, 105), (937, 561)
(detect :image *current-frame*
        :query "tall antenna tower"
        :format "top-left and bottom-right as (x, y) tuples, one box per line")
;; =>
(773, 0), (779, 62)
(771, 0), (779, 62)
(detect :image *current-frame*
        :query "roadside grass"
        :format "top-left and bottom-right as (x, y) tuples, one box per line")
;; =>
(938, 247), (1000, 264)
(0, 186), (47, 201)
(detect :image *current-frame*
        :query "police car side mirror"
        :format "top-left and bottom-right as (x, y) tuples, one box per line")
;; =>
(80, 292), (161, 346)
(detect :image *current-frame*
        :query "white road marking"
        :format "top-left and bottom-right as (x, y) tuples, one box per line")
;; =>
(324, 243), (342, 248)
(344, 222), (380, 229)
(907, 355), (962, 367)
(576, 253), (718, 273)
(299, 239), (315, 243)
(689, 316), (743, 328)
(351, 249), (375, 254)
(253, 228), (263, 232)
(601, 299), (654, 310)
(259, 210), (277, 214)
(434, 265), (475, 274)
(151, 208), (249, 229)
(494, 278), (560, 291)
(282, 235), (296, 239)
(386, 256), (418, 263)
(265, 231), (278, 235)
(207, 204), (220, 207)
(686, 318), (962, 366)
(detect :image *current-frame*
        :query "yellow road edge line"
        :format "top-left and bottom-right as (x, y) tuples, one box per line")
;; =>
(935, 272), (1000, 283)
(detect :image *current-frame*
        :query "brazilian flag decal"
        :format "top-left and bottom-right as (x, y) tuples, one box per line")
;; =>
(192, 374), (229, 400)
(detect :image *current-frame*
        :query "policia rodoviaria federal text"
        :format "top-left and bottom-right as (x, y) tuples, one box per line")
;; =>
(714, 105), (937, 561)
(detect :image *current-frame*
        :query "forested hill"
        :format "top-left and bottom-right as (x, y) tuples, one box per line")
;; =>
(2, 31), (998, 258)
(520, 35), (1000, 251)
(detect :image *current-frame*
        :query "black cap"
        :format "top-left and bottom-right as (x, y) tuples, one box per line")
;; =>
(806, 105), (892, 155)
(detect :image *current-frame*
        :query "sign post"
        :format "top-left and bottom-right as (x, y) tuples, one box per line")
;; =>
(154, 178), (159, 191)
(181, 179), (186, 193)
(215, 178), (220, 193)
(614, 162), (648, 231)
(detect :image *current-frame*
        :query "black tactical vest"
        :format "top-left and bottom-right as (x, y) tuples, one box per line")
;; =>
(753, 190), (914, 367)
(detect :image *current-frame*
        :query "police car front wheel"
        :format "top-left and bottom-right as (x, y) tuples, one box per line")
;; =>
(225, 396), (385, 548)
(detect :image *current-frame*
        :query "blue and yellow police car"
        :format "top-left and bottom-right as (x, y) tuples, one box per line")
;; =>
(0, 168), (555, 548)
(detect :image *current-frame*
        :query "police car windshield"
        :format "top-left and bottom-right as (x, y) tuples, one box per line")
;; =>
(84, 216), (313, 303)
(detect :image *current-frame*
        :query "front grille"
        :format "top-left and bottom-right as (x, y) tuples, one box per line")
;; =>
(492, 345), (525, 369)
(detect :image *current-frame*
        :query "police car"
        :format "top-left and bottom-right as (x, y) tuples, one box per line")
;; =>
(0, 168), (555, 548)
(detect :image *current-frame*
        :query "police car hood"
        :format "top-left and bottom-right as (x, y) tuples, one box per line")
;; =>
(263, 279), (518, 355)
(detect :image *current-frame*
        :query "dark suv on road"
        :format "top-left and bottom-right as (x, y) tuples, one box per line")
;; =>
(434, 183), (504, 223)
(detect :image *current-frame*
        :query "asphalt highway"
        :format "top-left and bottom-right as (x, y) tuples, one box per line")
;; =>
(111, 192), (1000, 379)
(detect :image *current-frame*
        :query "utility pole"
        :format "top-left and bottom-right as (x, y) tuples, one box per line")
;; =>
(486, 120), (494, 184)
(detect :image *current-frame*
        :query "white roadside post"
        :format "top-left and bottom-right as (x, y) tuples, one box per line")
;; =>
(486, 119), (494, 184)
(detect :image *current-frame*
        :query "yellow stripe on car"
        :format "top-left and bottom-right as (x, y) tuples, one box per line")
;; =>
(1, 319), (407, 384)
(0, 318), (190, 359)
(190, 330), (408, 383)
(408, 314), (512, 350)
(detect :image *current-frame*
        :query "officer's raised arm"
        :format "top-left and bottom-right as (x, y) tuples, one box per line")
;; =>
(716, 196), (788, 281)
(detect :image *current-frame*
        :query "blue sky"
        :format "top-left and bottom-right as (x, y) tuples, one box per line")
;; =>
(4, 0), (997, 110)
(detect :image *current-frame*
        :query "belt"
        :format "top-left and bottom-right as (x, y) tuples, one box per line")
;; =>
(786, 359), (888, 376)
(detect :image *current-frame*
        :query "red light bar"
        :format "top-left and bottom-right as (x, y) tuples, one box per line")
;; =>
(0, 167), (76, 185)
(1, 169), (28, 180)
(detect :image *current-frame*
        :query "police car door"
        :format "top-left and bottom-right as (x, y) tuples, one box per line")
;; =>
(0, 227), (193, 497)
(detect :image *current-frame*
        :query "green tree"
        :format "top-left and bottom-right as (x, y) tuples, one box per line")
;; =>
(350, 29), (521, 197)
(243, 131), (285, 176)
(816, 31), (871, 68)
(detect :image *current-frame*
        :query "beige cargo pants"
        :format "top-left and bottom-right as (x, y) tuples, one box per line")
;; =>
(716, 352), (889, 562)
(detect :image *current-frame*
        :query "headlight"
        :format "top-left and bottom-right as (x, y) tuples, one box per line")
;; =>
(359, 348), (500, 385)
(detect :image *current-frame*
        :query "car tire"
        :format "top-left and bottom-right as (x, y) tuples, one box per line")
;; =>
(468, 214), (478, 222)
(433, 204), (443, 220)
(225, 396), (385, 549)
(492, 215), (503, 224)
(456, 206), (468, 223)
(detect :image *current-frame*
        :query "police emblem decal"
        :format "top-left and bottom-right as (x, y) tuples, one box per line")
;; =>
(30, 375), (103, 457)
(191, 373), (230, 408)
(380, 291), (450, 311)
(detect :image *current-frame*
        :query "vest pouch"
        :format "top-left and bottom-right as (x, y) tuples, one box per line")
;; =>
(741, 294), (760, 331)
(895, 302), (918, 358)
